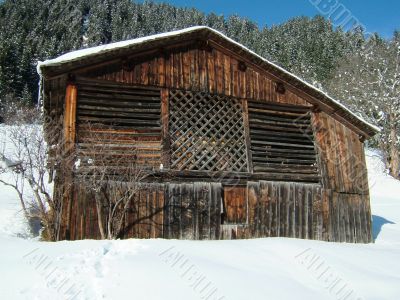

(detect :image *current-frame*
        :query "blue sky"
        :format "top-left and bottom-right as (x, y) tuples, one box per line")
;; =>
(148, 0), (399, 38)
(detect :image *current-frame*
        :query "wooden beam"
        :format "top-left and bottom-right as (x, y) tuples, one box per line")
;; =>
(161, 88), (170, 169)
(64, 83), (77, 146)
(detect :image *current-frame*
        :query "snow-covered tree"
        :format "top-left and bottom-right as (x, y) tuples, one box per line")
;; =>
(329, 33), (400, 178)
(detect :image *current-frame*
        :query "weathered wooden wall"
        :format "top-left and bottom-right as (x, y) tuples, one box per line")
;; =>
(58, 181), (371, 243)
(58, 183), (165, 240)
(44, 41), (372, 243)
(80, 47), (310, 106)
(314, 112), (369, 194)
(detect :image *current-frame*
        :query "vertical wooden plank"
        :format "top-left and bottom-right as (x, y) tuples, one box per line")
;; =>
(348, 195), (355, 243)
(140, 62), (149, 85)
(182, 51), (190, 90)
(161, 88), (170, 169)
(247, 182), (257, 234)
(163, 184), (170, 238)
(215, 50), (223, 95)
(223, 54), (231, 96)
(261, 182), (268, 236)
(239, 63), (246, 98)
(210, 182), (221, 239)
(312, 112), (330, 189)
(177, 52), (183, 89)
(359, 194), (367, 243)
(241, 99), (253, 173)
(296, 184), (304, 238)
(282, 183), (290, 237)
(302, 185), (308, 239)
(198, 182), (210, 240)
(231, 58), (239, 97)
(307, 185), (313, 239)
(157, 187), (164, 238)
(170, 52), (175, 88)
(324, 189), (331, 241)
(64, 83), (77, 145)
(159, 55), (165, 87)
(198, 49), (207, 92)
(207, 50), (215, 94)
(288, 182), (295, 238)
(63, 83), (77, 240)
(254, 72), (259, 100)
(270, 182), (278, 237)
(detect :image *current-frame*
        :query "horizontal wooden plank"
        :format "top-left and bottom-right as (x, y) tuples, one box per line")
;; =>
(77, 104), (160, 114)
(252, 162), (318, 170)
(250, 140), (316, 149)
(250, 146), (316, 154)
(77, 116), (160, 126)
(250, 134), (315, 146)
(250, 172), (320, 182)
(250, 128), (314, 139)
(248, 107), (310, 118)
(252, 151), (316, 159)
(78, 91), (160, 102)
(76, 76), (161, 91)
(78, 85), (160, 97)
(78, 109), (160, 120)
(249, 119), (310, 128)
(252, 157), (316, 164)
(249, 114), (310, 125)
(247, 99), (312, 112)
(79, 97), (161, 108)
(249, 122), (312, 133)
(77, 142), (161, 149)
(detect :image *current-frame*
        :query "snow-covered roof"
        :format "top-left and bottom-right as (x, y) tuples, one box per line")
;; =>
(37, 26), (379, 137)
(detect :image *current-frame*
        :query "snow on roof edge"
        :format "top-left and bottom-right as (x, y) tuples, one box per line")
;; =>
(37, 26), (380, 134)
(37, 26), (208, 72)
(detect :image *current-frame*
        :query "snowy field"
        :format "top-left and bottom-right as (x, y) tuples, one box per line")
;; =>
(0, 147), (399, 300)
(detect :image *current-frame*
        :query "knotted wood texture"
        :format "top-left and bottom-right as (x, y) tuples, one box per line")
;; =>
(169, 89), (248, 172)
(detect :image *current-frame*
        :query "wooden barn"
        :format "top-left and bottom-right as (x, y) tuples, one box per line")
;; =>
(38, 26), (378, 242)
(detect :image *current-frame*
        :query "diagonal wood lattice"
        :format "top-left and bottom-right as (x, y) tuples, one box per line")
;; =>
(169, 90), (248, 172)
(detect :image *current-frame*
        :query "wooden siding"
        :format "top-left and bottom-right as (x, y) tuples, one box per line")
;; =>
(80, 48), (310, 107)
(59, 183), (165, 240)
(60, 181), (371, 242)
(164, 182), (222, 239)
(314, 112), (369, 195)
(44, 41), (373, 243)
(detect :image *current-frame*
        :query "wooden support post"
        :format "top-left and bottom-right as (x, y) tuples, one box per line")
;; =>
(161, 88), (170, 169)
(242, 99), (253, 173)
(64, 83), (77, 146)
(62, 82), (77, 240)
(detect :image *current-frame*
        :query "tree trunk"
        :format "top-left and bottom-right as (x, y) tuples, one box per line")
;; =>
(95, 192), (106, 239)
(389, 113), (400, 179)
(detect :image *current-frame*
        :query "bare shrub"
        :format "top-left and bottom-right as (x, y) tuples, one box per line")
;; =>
(75, 122), (151, 239)
(0, 105), (68, 240)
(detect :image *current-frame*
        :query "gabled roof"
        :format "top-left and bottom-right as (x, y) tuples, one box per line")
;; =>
(37, 26), (379, 138)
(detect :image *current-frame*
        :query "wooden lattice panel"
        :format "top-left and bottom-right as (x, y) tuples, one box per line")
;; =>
(169, 90), (248, 172)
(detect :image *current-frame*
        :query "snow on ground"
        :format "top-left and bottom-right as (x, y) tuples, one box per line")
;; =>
(0, 148), (399, 300)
